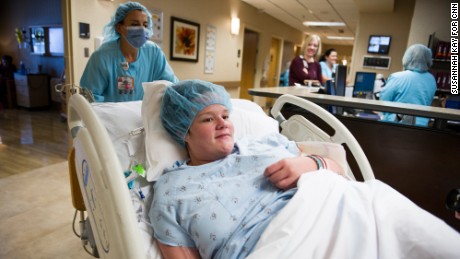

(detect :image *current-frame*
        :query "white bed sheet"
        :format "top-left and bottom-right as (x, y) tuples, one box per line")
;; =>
(249, 171), (460, 259)
(136, 170), (460, 259)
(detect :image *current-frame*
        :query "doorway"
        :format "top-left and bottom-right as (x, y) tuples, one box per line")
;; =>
(266, 37), (281, 87)
(240, 29), (259, 100)
(280, 40), (294, 86)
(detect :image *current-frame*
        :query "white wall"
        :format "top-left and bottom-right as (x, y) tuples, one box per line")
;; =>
(407, 0), (451, 46)
(349, 0), (415, 82)
(348, 0), (452, 83)
(69, 0), (116, 84)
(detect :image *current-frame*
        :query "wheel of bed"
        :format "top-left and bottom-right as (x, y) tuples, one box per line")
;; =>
(66, 82), (375, 258)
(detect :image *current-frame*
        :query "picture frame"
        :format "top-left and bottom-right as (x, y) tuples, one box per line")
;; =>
(170, 16), (200, 62)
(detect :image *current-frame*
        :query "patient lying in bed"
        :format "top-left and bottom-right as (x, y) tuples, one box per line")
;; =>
(149, 80), (460, 259)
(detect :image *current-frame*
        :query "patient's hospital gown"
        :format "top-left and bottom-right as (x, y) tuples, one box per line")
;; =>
(150, 133), (299, 259)
(149, 133), (460, 259)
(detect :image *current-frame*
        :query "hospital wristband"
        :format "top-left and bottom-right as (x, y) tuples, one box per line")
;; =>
(306, 155), (327, 171)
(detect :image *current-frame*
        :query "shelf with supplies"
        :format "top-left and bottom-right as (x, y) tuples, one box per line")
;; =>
(426, 33), (458, 110)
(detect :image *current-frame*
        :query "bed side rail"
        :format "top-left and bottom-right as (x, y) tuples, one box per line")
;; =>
(68, 94), (145, 258)
(271, 94), (375, 181)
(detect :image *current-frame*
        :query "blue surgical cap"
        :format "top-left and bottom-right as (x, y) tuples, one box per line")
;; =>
(160, 80), (232, 147)
(402, 44), (433, 73)
(102, 1), (153, 43)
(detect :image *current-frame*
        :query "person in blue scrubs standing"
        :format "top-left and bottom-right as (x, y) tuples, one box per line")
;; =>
(319, 48), (338, 82)
(80, 2), (178, 102)
(380, 44), (437, 126)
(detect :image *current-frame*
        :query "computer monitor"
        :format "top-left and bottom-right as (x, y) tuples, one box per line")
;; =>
(367, 35), (392, 54)
(323, 65), (347, 114)
(353, 72), (376, 98)
(334, 65), (347, 96)
(325, 65), (347, 96)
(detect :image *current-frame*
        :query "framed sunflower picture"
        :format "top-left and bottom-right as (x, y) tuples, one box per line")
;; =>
(170, 17), (200, 62)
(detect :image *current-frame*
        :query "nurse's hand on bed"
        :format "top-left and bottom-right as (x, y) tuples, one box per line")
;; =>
(264, 156), (344, 190)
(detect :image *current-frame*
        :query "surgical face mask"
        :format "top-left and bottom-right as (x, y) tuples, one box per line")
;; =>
(124, 26), (149, 48)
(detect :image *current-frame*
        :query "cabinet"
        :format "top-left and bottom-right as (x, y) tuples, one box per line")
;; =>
(427, 33), (451, 92)
(14, 73), (50, 108)
(427, 33), (459, 109)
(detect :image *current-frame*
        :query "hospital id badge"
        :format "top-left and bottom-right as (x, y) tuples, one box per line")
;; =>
(117, 76), (134, 95)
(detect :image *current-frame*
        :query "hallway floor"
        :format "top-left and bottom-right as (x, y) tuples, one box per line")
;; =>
(0, 108), (69, 178)
(0, 107), (92, 258)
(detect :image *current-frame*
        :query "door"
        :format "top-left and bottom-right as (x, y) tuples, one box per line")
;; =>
(280, 40), (295, 86)
(240, 29), (259, 100)
(267, 37), (281, 87)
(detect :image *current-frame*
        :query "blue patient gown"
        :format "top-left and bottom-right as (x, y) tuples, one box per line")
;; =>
(379, 70), (436, 126)
(150, 133), (299, 259)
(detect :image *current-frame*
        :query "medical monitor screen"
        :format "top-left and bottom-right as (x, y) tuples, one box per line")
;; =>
(367, 35), (391, 54)
(353, 72), (376, 98)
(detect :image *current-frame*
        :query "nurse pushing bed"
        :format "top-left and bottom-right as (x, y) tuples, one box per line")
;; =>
(80, 1), (178, 102)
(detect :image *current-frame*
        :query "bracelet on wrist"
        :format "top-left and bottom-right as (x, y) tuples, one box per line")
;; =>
(306, 155), (327, 171)
(316, 155), (328, 170)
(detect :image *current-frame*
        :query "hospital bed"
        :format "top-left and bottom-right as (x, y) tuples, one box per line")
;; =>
(67, 81), (376, 258)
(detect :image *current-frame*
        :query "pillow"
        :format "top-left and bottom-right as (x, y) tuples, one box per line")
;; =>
(141, 80), (187, 182)
(92, 101), (145, 173)
(231, 98), (280, 140)
(141, 80), (279, 182)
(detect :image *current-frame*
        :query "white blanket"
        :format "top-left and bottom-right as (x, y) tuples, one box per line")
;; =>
(248, 171), (460, 259)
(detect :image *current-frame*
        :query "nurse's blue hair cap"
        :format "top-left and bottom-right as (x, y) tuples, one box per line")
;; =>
(102, 1), (153, 43)
(160, 80), (232, 147)
(402, 44), (433, 73)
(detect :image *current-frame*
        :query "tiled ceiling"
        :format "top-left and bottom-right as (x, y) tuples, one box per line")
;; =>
(241, 0), (394, 46)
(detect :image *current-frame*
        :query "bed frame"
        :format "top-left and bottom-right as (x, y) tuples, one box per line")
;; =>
(67, 93), (374, 258)
(270, 94), (374, 180)
(68, 94), (145, 258)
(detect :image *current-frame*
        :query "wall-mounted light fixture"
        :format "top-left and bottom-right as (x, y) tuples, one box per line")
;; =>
(231, 17), (240, 36)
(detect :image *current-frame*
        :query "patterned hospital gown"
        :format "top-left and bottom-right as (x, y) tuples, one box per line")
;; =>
(149, 133), (299, 258)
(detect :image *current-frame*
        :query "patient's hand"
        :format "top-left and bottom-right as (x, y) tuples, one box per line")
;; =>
(264, 157), (317, 190)
(157, 241), (201, 259)
(296, 141), (348, 174)
(456, 211), (460, 220)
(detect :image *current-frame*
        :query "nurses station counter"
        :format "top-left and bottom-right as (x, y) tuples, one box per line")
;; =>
(249, 86), (460, 232)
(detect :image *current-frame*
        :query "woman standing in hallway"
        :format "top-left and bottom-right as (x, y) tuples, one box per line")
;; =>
(319, 48), (338, 82)
(288, 34), (323, 86)
(80, 1), (178, 102)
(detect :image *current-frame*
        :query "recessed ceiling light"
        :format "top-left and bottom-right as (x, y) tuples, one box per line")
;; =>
(303, 21), (345, 27)
(326, 36), (355, 40)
